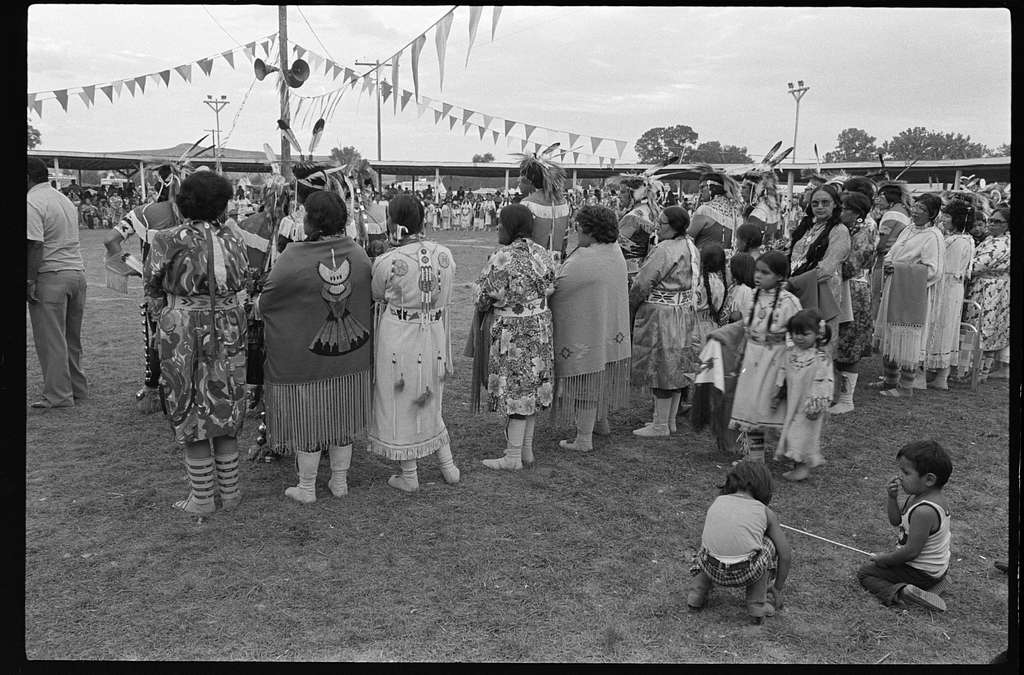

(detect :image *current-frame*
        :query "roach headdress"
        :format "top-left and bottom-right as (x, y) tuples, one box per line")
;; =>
(512, 142), (566, 202)
(612, 154), (680, 206)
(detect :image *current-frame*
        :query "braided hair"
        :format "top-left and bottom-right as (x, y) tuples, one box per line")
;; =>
(700, 244), (727, 324)
(747, 251), (790, 334)
(789, 184), (843, 277)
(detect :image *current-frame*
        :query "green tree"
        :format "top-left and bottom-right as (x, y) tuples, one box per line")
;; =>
(634, 124), (699, 163)
(472, 152), (494, 163)
(823, 127), (878, 162)
(330, 144), (362, 168)
(991, 143), (1010, 157)
(881, 127), (991, 160)
(28, 119), (41, 149)
(688, 140), (752, 163)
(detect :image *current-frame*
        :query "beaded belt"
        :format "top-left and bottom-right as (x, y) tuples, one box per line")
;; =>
(647, 289), (693, 306)
(166, 294), (238, 311)
(625, 258), (643, 274)
(746, 331), (787, 346)
(494, 298), (547, 317)
(388, 306), (444, 322)
(974, 271), (1009, 279)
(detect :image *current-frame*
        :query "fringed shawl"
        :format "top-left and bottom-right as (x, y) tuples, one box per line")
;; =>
(876, 262), (928, 369)
(549, 243), (632, 424)
(259, 236), (374, 451)
(787, 269), (840, 323)
(691, 320), (746, 442)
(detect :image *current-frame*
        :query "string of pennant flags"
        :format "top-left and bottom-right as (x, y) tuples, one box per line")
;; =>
(27, 5), (629, 165)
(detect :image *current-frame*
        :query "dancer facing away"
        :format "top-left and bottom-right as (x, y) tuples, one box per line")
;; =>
(368, 195), (460, 492)
(771, 309), (834, 482)
(857, 440), (952, 612)
(727, 251), (802, 461)
(688, 461), (792, 622)
(473, 204), (557, 470)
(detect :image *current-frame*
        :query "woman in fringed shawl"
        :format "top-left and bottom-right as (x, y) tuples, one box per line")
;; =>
(471, 204), (556, 470)
(787, 183), (851, 355)
(550, 205), (632, 452)
(869, 181), (913, 324)
(963, 206), (1010, 382)
(829, 191), (878, 415)
(629, 205), (701, 437)
(368, 195), (460, 492)
(872, 193), (946, 398)
(923, 198), (976, 389)
(258, 191), (373, 503)
(515, 144), (571, 263)
(144, 172), (250, 516)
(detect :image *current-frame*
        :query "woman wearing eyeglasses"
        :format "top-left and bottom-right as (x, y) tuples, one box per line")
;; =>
(963, 206), (1010, 381)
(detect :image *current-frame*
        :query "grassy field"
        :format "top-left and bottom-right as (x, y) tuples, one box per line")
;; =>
(25, 228), (1012, 662)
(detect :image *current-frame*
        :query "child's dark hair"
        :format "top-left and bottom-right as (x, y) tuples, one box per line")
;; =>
(720, 460), (773, 505)
(897, 440), (953, 488)
(729, 252), (755, 289)
(787, 308), (832, 347)
(747, 251), (790, 329)
(701, 244), (727, 323)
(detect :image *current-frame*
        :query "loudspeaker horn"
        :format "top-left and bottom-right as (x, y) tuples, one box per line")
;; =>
(285, 59), (310, 88)
(254, 58), (279, 81)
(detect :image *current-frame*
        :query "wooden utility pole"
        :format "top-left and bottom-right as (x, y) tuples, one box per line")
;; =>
(355, 57), (392, 194)
(278, 5), (292, 179)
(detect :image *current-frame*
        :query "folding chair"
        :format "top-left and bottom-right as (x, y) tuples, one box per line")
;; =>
(958, 299), (983, 391)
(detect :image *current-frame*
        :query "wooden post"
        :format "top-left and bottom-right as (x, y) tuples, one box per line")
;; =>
(278, 5), (292, 180)
(953, 169), (962, 190)
(139, 160), (146, 200)
(504, 168), (509, 192)
(572, 168), (578, 189)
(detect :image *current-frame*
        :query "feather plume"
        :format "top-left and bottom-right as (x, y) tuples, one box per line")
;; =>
(512, 148), (566, 202)
(176, 135), (209, 165)
(277, 119), (303, 155)
(308, 118), (326, 156)
(762, 140), (783, 165)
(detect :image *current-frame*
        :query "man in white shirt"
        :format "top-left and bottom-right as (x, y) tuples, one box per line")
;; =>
(27, 157), (88, 408)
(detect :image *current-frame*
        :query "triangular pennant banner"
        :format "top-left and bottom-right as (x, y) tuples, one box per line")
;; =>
(245, 42), (257, 62)
(520, 139), (528, 153)
(391, 48), (401, 114)
(114, 80), (124, 97)
(478, 125), (487, 141)
(492, 130), (500, 144)
(400, 89), (412, 111)
(409, 33), (427, 102)
(100, 85), (114, 103)
(434, 109), (443, 124)
(294, 45), (306, 60)
(332, 64), (343, 81)
(466, 5), (483, 67)
(149, 73), (162, 87)
(599, 157), (606, 167)
(222, 50), (235, 69)
(481, 114), (493, 130)
(135, 75), (147, 93)
(591, 136), (602, 154)
(344, 67), (356, 83)
(261, 40), (271, 58)
(449, 115), (458, 130)
(322, 57), (333, 77)
(569, 133), (580, 149)
(174, 64), (192, 83)
(124, 79), (136, 96)
(27, 93), (35, 109)
(362, 76), (374, 94)
(534, 143), (543, 154)
(422, 95), (433, 106)
(504, 120), (514, 136)
(380, 81), (392, 104)
(614, 140), (627, 158)
(434, 11), (454, 91)
(33, 98), (43, 117)
(492, 6), (503, 41)
(524, 124), (536, 141)
(463, 122), (473, 135)
(416, 101), (428, 118)
(307, 51), (322, 72)
(609, 158), (616, 168)
(441, 103), (453, 117)
(82, 85), (95, 105)
(159, 70), (171, 86)
(462, 108), (474, 124)
(78, 91), (92, 108)
(197, 58), (214, 77)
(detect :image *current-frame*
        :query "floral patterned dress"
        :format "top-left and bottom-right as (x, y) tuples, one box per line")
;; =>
(834, 218), (878, 365)
(475, 238), (556, 415)
(774, 345), (833, 467)
(963, 233), (1010, 353)
(144, 219), (250, 444)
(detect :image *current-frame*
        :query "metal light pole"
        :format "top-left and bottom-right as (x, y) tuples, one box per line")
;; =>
(787, 80), (809, 164)
(204, 94), (230, 173)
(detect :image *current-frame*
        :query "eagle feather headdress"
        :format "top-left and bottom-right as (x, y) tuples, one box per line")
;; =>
(609, 154), (681, 206)
(512, 142), (567, 202)
(146, 135), (215, 201)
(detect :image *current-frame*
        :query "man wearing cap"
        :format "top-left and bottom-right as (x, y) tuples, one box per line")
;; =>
(27, 157), (88, 409)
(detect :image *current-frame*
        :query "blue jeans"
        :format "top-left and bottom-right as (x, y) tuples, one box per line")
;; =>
(28, 270), (88, 406)
(857, 561), (944, 605)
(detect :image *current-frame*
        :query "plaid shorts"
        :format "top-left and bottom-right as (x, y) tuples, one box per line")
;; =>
(697, 537), (778, 588)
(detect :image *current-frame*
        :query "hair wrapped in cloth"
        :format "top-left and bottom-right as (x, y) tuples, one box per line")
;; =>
(513, 143), (567, 203)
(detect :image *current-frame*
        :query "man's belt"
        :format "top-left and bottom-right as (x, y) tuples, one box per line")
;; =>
(388, 306), (444, 322)
(494, 298), (548, 317)
(647, 289), (693, 306)
(166, 294), (239, 311)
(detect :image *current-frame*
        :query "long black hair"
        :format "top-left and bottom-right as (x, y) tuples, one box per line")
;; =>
(700, 244), (727, 324)
(789, 183), (843, 277)
(747, 251), (789, 334)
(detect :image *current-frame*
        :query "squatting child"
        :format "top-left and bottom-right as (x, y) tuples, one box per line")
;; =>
(857, 440), (951, 612)
(772, 308), (834, 482)
(688, 461), (792, 622)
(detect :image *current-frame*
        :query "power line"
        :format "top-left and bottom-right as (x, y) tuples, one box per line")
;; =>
(296, 6), (336, 64)
(201, 5), (244, 48)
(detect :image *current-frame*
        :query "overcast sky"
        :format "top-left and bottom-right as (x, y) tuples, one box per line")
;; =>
(28, 5), (1011, 165)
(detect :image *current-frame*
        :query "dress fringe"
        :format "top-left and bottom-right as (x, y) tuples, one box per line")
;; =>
(878, 323), (925, 370)
(552, 357), (631, 426)
(264, 369), (372, 453)
(368, 426), (450, 460)
(106, 269), (129, 295)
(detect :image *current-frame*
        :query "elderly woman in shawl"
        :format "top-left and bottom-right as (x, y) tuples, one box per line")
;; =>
(869, 180), (914, 321)
(144, 171), (250, 516)
(963, 205), (1011, 382)
(873, 193), (946, 398)
(516, 145), (571, 263)
(550, 205), (632, 452)
(471, 204), (556, 470)
(368, 195), (460, 491)
(258, 190), (373, 503)
(629, 205), (701, 437)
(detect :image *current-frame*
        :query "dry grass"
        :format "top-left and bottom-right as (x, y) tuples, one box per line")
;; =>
(25, 228), (1011, 662)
